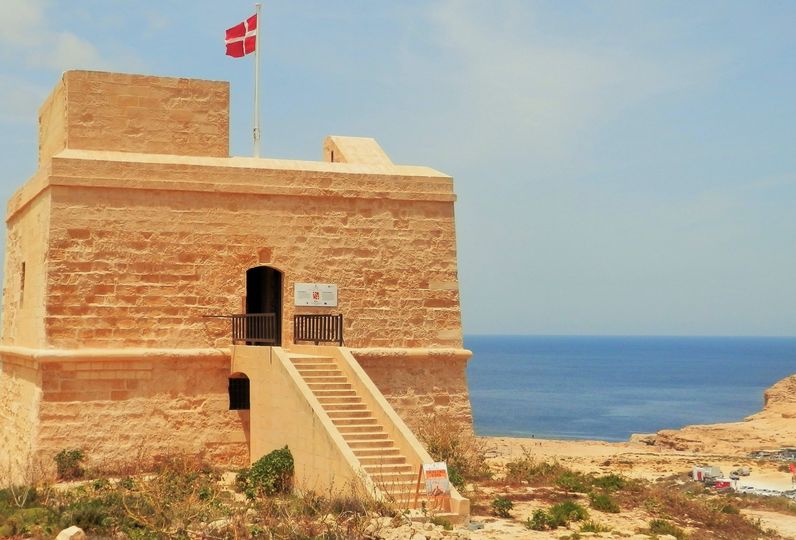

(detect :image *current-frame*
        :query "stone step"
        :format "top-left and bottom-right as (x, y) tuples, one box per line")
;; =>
(290, 356), (335, 364)
(358, 455), (406, 466)
(387, 486), (420, 496)
(332, 417), (378, 426)
(307, 382), (352, 390)
(341, 431), (389, 441)
(385, 488), (421, 500)
(317, 395), (361, 404)
(326, 410), (373, 419)
(373, 468), (416, 476)
(302, 375), (348, 383)
(292, 363), (339, 371)
(380, 480), (418, 489)
(323, 403), (367, 411)
(313, 389), (357, 397)
(352, 447), (400, 457)
(347, 439), (395, 450)
(364, 463), (414, 473)
(298, 371), (341, 376)
(337, 424), (385, 434)
(366, 468), (416, 481)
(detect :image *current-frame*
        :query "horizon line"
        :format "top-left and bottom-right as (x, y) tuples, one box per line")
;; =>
(463, 333), (796, 339)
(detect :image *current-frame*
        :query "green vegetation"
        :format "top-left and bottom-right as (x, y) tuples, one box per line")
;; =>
(490, 496), (513, 518)
(0, 448), (399, 539)
(591, 473), (626, 491)
(526, 500), (588, 530)
(236, 446), (294, 498)
(589, 491), (620, 513)
(498, 453), (775, 538)
(54, 449), (85, 480)
(526, 509), (553, 531)
(580, 519), (612, 533)
(555, 471), (592, 493)
(430, 515), (453, 530)
(502, 449), (569, 485)
(648, 518), (687, 539)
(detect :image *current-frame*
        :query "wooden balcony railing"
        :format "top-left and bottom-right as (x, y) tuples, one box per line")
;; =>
(294, 314), (343, 346)
(231, 313), (278, 345)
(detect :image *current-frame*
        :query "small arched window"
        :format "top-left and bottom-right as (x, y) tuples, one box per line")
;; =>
(228, 373), (250, 410)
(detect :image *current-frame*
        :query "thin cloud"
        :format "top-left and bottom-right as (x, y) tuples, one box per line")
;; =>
(397, 0), (726, 170)
(0, 76), (45, 125)
(0, 0), (127, 72)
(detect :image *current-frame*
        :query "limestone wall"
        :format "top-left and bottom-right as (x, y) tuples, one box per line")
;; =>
(0, 356), (41, 484)
(2, 189), (50, 347)
(38, 71), (229, 163)
(37, 154), (462, 350)
(352, 349), (473, 429)
(31, 351), (248, 472)
(38, 81), (66, 166)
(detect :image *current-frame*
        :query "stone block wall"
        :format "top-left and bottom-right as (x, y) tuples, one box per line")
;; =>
(34, 352), (248, 472)
(2, 190), (50, 347)
(38, 82), (66, 166)
(0, 357), (41, 483)
(38, 71), (229, 163)
(353, 350), (473, 430)
(39, 158), (462, 350)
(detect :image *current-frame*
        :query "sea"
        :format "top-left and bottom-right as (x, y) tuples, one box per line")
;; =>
(465, 335), (796, 442)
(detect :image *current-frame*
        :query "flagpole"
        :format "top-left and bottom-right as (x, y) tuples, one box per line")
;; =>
(253, 2), (262, 157)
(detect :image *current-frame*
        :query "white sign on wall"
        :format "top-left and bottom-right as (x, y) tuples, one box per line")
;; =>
(294, 283), (338, 307)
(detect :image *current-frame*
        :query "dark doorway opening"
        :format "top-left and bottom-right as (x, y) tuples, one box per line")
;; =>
(229, 374), (250, 410)
(245, 266), (282, 346)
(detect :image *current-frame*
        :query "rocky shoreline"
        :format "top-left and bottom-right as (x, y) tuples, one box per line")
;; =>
(635, 374), (796, 454)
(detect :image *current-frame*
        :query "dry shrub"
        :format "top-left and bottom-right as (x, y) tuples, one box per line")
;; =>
(736, 493), (796, 516)
(120, 454), (228, 538)
(414, 411), (491, 490)
(2, 452), (398, 540)
(248, 486), (388, 539)
(500, 448), (580, 487)
(82, 440), (158, 479)
(619, 479), (774, 540)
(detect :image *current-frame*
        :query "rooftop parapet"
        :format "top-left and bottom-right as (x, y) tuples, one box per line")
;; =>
(38, 70), (230, 164)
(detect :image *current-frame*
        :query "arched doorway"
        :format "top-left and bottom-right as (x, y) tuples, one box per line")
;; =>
(245, 266), (282, 345)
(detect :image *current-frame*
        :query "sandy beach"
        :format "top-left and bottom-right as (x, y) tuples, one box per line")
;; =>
(444, 375), (796, 539)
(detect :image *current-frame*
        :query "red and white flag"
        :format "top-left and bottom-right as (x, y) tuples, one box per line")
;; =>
(225, 14), (257, 58)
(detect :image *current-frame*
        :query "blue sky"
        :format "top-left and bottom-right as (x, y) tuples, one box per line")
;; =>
(1, 1), (794, 336)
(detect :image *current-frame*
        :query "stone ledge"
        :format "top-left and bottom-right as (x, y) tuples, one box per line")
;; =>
(8, 150), (456, 219)
(349, 347), (472, 361)
(0, 345), (231, 363)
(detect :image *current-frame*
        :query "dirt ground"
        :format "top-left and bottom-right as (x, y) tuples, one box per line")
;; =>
(454, 436), (796, 539)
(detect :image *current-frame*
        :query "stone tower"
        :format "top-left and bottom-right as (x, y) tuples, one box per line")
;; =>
(0, 71), (472, 489)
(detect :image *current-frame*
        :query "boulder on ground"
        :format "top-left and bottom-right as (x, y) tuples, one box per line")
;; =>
(56, 526), (86, 540)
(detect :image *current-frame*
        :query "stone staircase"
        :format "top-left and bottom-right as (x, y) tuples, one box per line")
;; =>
(288, 352), (418, 506)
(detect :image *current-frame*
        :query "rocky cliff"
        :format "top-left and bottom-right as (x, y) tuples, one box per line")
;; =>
(647, 374), (796, 454)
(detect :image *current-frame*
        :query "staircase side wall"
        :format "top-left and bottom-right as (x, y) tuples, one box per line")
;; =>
(232, 346), (368, 496)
